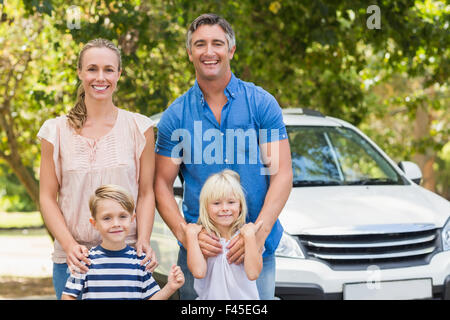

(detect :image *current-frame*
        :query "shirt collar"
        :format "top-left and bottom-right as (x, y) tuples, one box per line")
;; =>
(194, 72), (238, 104)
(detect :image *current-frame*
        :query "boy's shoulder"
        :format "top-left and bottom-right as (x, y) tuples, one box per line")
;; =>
(87, 245), (142, 260)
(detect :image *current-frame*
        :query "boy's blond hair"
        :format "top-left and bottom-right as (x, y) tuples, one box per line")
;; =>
(198, 170), (248, 238)
(89, 184), (135, 219)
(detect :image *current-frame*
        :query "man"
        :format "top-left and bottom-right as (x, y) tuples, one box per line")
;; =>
(154, 13), (292, 300)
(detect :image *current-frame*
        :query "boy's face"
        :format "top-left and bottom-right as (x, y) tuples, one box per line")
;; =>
(89, 199), (134, 250)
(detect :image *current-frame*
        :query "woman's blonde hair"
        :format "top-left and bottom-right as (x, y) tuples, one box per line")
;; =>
(67, 38), (122, 130)
(89, 184), (134, 219)
(198, 170), (247, 238)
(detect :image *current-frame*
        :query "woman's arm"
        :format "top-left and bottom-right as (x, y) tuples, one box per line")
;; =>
(39, 139), (90, 272)
(181, 223), (208, 279)
(135, 128), (158, 271)
(240, 222), (264, 281)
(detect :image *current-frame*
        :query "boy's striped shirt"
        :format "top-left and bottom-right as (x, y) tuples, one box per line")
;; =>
(62, 245), (160, 300)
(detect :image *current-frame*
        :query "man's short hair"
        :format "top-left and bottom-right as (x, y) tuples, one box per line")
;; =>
(186, 13), (236, 52)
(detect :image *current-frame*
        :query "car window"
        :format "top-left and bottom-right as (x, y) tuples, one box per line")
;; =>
(287, 126), (406, 186)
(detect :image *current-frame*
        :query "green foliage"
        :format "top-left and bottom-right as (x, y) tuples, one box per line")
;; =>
(0, 163), (36, 212)
(0, 0), (448, 205)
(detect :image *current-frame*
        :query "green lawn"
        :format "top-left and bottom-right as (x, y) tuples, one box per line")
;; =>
(0, 211), (44, 229)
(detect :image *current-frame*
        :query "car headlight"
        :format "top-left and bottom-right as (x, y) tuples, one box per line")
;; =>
(442, 218), (450, 251)
(275, 232), (305, 259)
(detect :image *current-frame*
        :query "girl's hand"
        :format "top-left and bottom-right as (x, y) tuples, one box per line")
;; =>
(66, 243), (90, 274)
(136, 240), (158, 272)
(167, 264), (185, 291)
(180, 222), (203, 237)
(240, 220), (264, 238)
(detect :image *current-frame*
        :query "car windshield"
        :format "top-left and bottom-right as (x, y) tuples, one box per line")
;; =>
(287, 126), (406, 187)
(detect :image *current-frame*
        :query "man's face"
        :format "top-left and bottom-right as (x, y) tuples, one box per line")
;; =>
(188, 24), (236, 82)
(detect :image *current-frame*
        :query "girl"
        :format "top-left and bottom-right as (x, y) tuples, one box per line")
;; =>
(38, 38), (157, 299)
(181, 169), (263, 300)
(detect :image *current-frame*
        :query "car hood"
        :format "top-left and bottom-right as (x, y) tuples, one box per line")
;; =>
(279, 185), (450, 235)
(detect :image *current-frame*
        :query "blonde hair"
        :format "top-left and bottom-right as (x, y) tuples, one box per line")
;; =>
(67, 38), (122, 130)
(198, 170), (247, 238)
(89, 184), (134, 219)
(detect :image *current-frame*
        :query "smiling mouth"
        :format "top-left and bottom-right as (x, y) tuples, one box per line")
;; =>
(202, 60), (219, 65)
(92, 85), (110, 92)
(218, 213), (232, 217)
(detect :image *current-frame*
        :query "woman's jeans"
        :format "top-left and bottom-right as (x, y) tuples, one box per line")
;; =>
(53, 263), (70, 299)
(53, 263), (82, 300)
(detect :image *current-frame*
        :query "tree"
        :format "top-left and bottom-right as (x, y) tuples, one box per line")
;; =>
(1, 0), (448, 221)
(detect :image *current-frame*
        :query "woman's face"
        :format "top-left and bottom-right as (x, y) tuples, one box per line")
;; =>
(78, 47), (121, 102)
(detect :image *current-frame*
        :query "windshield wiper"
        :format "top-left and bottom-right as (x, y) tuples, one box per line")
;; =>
(344, 178), (399, 185)
(293, 180), (342, 187)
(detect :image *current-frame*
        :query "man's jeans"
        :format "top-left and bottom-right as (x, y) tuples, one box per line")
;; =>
(177, 246), (276, 300)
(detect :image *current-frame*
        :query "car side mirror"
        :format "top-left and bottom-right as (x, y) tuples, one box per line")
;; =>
(398, 161), (422, 185)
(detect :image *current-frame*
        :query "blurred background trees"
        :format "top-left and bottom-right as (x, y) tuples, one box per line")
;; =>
(0, 0), (448, 213)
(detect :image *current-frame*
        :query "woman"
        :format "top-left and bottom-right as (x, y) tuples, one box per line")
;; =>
(38, 39), (157, 299)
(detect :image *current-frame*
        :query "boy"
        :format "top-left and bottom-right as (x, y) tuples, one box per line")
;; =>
(61, 184), (184, 300)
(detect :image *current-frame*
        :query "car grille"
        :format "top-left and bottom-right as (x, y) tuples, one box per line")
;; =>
(297, 225), (441, 270)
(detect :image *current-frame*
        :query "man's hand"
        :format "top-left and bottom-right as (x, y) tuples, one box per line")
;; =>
(198, 228), (222, 258)
(226, 234), (245, 264)
(228, 221), (264, 265)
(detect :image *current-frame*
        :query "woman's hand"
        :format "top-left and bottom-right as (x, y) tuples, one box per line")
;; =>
(66, 243), (90, 274)
(136, 239), (158, 272)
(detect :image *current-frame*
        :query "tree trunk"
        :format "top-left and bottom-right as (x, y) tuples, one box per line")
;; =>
(412, 104), (436, 192)
(7, 154), (40, 207)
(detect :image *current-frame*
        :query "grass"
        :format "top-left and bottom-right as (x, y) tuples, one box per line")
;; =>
(0, 211), (44, 229)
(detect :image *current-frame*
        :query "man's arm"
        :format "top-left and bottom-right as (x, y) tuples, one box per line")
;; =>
(254, 138), (293, 248)
(154, 154), (187, 246)
(227, 138), (293, 263)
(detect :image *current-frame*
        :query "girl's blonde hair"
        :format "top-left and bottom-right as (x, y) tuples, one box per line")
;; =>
(67, 38), (122, 130)
(89, 184), (134, 219)
(198, 170), (247, 238)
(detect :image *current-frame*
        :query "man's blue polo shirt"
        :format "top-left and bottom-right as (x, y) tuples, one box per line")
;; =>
(155, 73), (287, 256)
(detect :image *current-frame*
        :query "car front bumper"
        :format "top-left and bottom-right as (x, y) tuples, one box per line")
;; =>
(275, 251), (450, 300)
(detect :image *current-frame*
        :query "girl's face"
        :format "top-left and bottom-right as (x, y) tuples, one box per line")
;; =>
(78, 47), (121, 102)
(207, 195), (241, 235)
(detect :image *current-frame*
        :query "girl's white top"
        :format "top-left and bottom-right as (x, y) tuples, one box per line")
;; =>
(194, 234), (260, 300)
